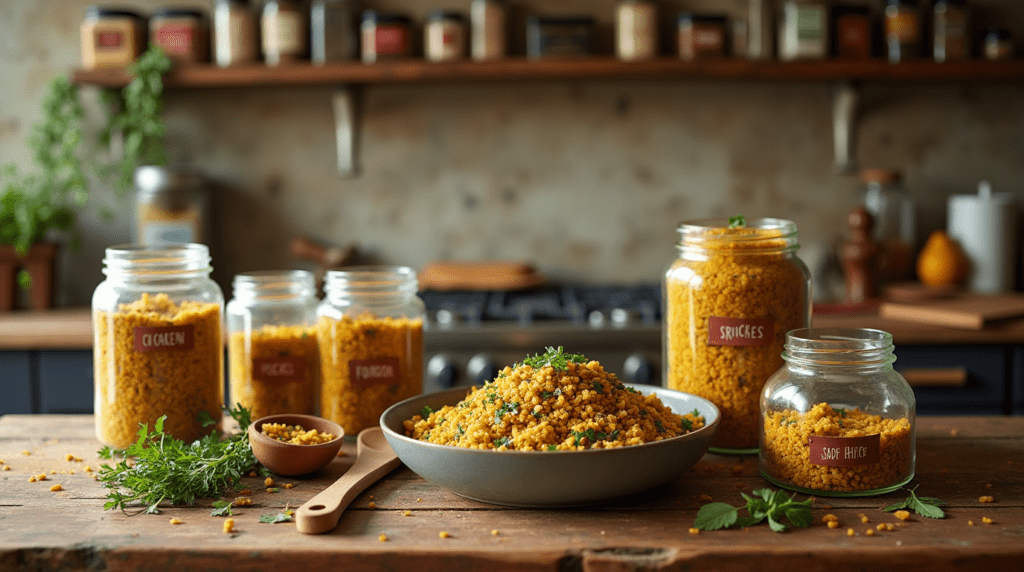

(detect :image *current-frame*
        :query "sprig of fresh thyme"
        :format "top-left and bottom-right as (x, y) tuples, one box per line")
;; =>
(517, 347), (589, 371)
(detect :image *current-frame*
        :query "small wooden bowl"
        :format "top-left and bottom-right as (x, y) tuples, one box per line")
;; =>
(248, 414), (345, 477)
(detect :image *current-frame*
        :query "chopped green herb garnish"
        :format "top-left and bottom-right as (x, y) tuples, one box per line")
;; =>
(547, 444), (557, 451)
(728, 215), (746, 229)
(493, 436), (512, 448)
(420, 405), (434, 418)
(517, 347), (588, 371)
(694, 488), (813, 533)
(591, 382), (604, 394)
(681, 418), (693, 430)
(493, 402), (520, 425)
(655, 419), (665, 433)
(833, 407), (848, 417)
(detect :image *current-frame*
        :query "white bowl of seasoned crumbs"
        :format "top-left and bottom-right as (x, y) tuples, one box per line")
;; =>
(249, 414), (344, 476)
(380, 349), (720, 507)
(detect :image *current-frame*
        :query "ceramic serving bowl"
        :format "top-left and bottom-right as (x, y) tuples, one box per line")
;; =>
(380, 384), (720, 507)
(248, 414), (345, 477)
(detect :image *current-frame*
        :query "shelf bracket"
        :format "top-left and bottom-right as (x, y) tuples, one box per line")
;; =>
(832, 81), (860, 175)
(332, 85), (361, 177)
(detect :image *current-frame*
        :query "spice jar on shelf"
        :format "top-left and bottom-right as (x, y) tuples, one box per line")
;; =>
(760, 328), (916, 497)
(92, 244), (224, 449)
(885, 0), (922, 63)
(227, 271), (320, 420)
(214, 0), (257, 67)
(832, 5), (872, 59)
(361, 11), (413, 63)
(133, 166), (208, 247)
(932, 0), (969, 62)
(317, 266), (424, 435)
(470, 0), (506, 61)
(616, 0), (658, 61)
(778, 0), (828, 61)
(664, 218), (811, 454)
(311, 0), (361, 64)
(984, 28), (1014, 61)
(425, 11), (467, 63)
(80, 6), (146, 70)
(150, 8), (210, 64)
(262, 0), (306, 66)
(677, 13), (728, 61)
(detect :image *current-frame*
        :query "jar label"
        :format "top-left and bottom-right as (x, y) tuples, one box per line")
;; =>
(96, 31), (124, 49)
(692, 28), (724, 51)
(253, 356), (308, 384)
(134, 325), (195, 353)
(349, 357), (401, 387)
(837, 15), (871, 56)
(795, 6), (825, 41)
(155, 24), (195, 56)
(375, 26), (409, 56)
(708, 316), (773, 346)
(808, 434), (881, 466)
(886, 13), (919, 44)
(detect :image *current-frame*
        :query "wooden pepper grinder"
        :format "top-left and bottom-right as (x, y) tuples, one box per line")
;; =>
(841, 206), (882, 303)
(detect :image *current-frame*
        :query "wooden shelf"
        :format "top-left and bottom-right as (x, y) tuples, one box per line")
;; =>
(72, 57), (1024, 88)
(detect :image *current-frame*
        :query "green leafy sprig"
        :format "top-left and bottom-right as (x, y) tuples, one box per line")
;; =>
(97, 404), (264, 515)
(728, 215), (746, 229)
(694, 488), (814, 533)
(259, 512), (294, 524)
(882, 486), (947, 519)
(210, 500), (234, 517)
(518, 347), (588, 371)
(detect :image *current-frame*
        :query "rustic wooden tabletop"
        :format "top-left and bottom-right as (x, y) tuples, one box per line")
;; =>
(1, 414), (1022, 572)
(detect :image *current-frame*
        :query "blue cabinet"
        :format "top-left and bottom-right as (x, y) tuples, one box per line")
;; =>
(895, 345), (1009, 415)
(38, 351), (94, 414)
(0, 352), (33, 415)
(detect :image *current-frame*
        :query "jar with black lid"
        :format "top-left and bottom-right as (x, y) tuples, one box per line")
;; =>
(760, 328), (916, 496)
(677, 13), (728, 61)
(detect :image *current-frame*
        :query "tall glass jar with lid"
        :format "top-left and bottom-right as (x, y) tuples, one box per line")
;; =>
(317, 266), (424, 435)
(92, 244), (224, 449)
(227, 270), (320, 421)
(664, 218), (811, 454)
(760, 328), (916, 496)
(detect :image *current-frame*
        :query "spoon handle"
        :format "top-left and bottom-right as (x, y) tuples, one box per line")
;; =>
(295, 452), (401, 534)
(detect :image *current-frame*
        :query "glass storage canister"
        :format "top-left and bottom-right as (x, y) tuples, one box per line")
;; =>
(311, 0), (361, 64)
(227, 271), (320, 421)
(677, 13), (728, 61)
(425, 11), (467, 63)
(134, 166), (208, 247)
(150, 8), (210, 64)
(317, 266), (425, 435)
(932, 0), (969, 63)
(860, 168), (916, 283)
(361, 11), (413, 63)
(664, 218), (811, 454)
(885, 0), (922, 63)
(80, 6), (145, 70)
(262, 0), (307, 66)
(759, 328), (916, 496)
(93, 244), (224, 449)
(214, 0), (258, 67)
(616, 0), (658, 61)
(470, 0), (506, 61)
(778, 0), (828, 61)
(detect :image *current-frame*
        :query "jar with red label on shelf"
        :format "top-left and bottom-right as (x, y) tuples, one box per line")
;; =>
(425, 11), (467, 62)
(885, 0), (922, 63)
(80, 6), (146, 70)
(92, 244), (224, 449)
(677, 13), (728, 61)
(832, 5), (872, 59)
(664, 218), (811, 454)
(361, 11), (413, 63)
(227, 271), (320, 421)
(262, 0), (307, 66)
(932, 0), (969, 62)
(317, 266), (424, 435)
(759, 328), (916, 496)
(150, 8), (210, 64)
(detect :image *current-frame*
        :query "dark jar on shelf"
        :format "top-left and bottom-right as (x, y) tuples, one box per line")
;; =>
(884, 0), (922, 63)
(832, 5), (872, 59)
(932, 0), (969, 62)
(677, 13), (728, 61)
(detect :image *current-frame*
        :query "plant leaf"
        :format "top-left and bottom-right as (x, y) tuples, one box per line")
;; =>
(259, 512), (294, 524)
(767, 515), (788, 532)
(910, 498), (945, 519)
(694, 503), (739, 531)
(211, 500), (233, 517)
(882, 498), (912, 512)
(785, 506), (814, 528)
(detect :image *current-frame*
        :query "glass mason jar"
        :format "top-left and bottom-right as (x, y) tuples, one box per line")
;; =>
(760, 328), (916, 496)
(226, 270), (320, 421)
(664, 218), (811, 454)
(317, 266), (425, 434)
(92, 244), (224, 448)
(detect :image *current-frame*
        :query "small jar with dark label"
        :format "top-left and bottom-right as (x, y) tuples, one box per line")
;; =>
(227, 271), (320, 421)
(664, 218), (811, 454)
(317, 266), (424, 434)
(80, 6), (145, 70)
(677, 13), (728, 61)
(425, 11), (467, 62)
(92, 244), (224, 448)
(759, 328), (916, 496)
(361, 11), (413, 63)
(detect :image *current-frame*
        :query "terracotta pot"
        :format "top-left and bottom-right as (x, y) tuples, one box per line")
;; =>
(0, 243), (59, 311)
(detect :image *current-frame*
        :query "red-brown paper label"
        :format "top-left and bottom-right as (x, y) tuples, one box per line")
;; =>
(252, 356), (308, 384)
(133, 325), (194, 353)
(349, 357), (401, 388)
(96, 31), (123, 49)
(708, 316), (773, 347)
(375, 26), (408, 55)
(154, 24), (195, 55)
(808, 434), (881, 466)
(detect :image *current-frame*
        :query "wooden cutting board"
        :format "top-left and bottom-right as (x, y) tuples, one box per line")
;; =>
(879, 293), (1024, 330)
(419, 261), (545, 291)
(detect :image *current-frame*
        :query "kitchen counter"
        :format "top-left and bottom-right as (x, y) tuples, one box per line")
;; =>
(1, 414), (1022, 571)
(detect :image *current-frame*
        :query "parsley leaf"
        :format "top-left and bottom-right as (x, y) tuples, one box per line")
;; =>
(695, 489), (813, 533)
(883, 486), (946, 519)
(211, 500), (233, 517)
(420, 405), (434, 418)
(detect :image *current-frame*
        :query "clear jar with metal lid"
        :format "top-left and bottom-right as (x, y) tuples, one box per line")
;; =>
(134, 166), (208, 247)
(317, 266), (424, 434)
(227, 271), (320, 421)
(664, 218), (811, 454)
(760, 328), (916, 496)
(92, 244), (224, 448)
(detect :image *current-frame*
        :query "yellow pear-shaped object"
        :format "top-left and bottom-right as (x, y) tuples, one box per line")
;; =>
(916, 231), (969, 286)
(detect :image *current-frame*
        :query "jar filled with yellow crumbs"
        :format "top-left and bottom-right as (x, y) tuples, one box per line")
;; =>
(317, 266), (424, 434)
(227, 270), (320, 420)
(92, 244), (224, 448)
(760, 328), (915, 496)
(664, 217), (810, 454)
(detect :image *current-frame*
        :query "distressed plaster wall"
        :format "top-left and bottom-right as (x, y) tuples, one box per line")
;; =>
(2, 0), (1023, 306)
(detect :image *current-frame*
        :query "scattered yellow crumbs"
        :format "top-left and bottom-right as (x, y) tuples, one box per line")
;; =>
(27, 477), (36, 483)
(249, 471), (257, 477)
(369, 495), (375, 500)
(980, 496), (994, 503)
(859, 515), (869, 523)
(49, 470), (56, 475)
(403, 511), (412, 517)
(491, 529), (499, 536)
(69, 470), (75, 475)
(65, 454), (74, 461)
(239, 489), (252, 495)
(234, 497), (252, 506)
(876, 523), (894, 531)
(169, 518), (182, 525)
(846, 528), (855, 537)
(822, 514), (839, 523)
(336, 450), (348, 457)
(2, 466), (10, 471)
(50, 484), (62, 492)
(21, 450), (30, 456)
(439, 531), (450, 539)
(689, 528), (700, 535)
(894, 510), (911, 521)
(827, 521), (840, 529)
(379, 534), (388, 542)
(368, 502), (376, 509)
(950, 429), (958, 437)
(986, 483), (993, 489)
(982, 517), (994, 524)
(416, 498), (423, 502)
(260, 423), (337, 445)
(284, 483), (293, 489)
(865, 529), (875, 536)
(265, 477), (275, 487)
(968, 520), (975, 526)
(84, 466), (93, 472)
(223, 518), (235, 533)
(36, 474), (47, 481)
(700, 494), (713, 502)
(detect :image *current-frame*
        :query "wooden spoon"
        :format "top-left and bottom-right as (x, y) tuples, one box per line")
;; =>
(295, 427), (401, 534)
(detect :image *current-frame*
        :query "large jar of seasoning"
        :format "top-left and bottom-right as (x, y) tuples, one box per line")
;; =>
(133, 166), (208, 247)
(361, 11), (413, 63)
(262, 0), (307, 66)
(760, 328), (915, 496)
(214, 0), (258, 67)
(616, 0), (658, 61)
(677, 13), (728, 61)
(150, 8), (210, 64)
(227, 271), (320, 421)
(664, 218), (811, 454)
(311, 0), (361, 64)
(317, 266), (424, 434)
(885, 0), (922, 63)
(470, 0), (506, 61)
(425, 11), (467, 63)
(80, 6), (145, 70)
(932, 0), (969, 62)
(92, 244), (224, 448)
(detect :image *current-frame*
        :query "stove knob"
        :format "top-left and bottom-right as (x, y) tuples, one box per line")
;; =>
(467, 353), (500, 385)
(623, 353), (656, 386)
(427, 354), (459, 389)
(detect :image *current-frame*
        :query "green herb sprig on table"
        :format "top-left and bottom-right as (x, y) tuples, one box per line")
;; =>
(517, 347), (588, 371)
(694, 488), (814, 533)
(97, 404), (265, 515)
(259, 511), (295, 524)
(882, 486), (947, 519)
(210, 500), (234, 517)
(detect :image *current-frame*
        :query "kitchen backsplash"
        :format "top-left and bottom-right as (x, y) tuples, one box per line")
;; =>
(2, 0), (1023, 305)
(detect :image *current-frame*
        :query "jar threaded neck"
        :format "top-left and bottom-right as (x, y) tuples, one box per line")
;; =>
(783, 328), (896, 368)
(324, 266), (418, 304)
(231, 270), (316, 302)
(102, 243), (212, 280)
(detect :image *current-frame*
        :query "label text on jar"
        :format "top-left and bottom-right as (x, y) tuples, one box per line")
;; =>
(133, 325), (195, 352)
(349, 357), (401, 387)
(808, 434), (881, 466)
(708, 316), (774, 347)
(252, 356), (308, 384)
